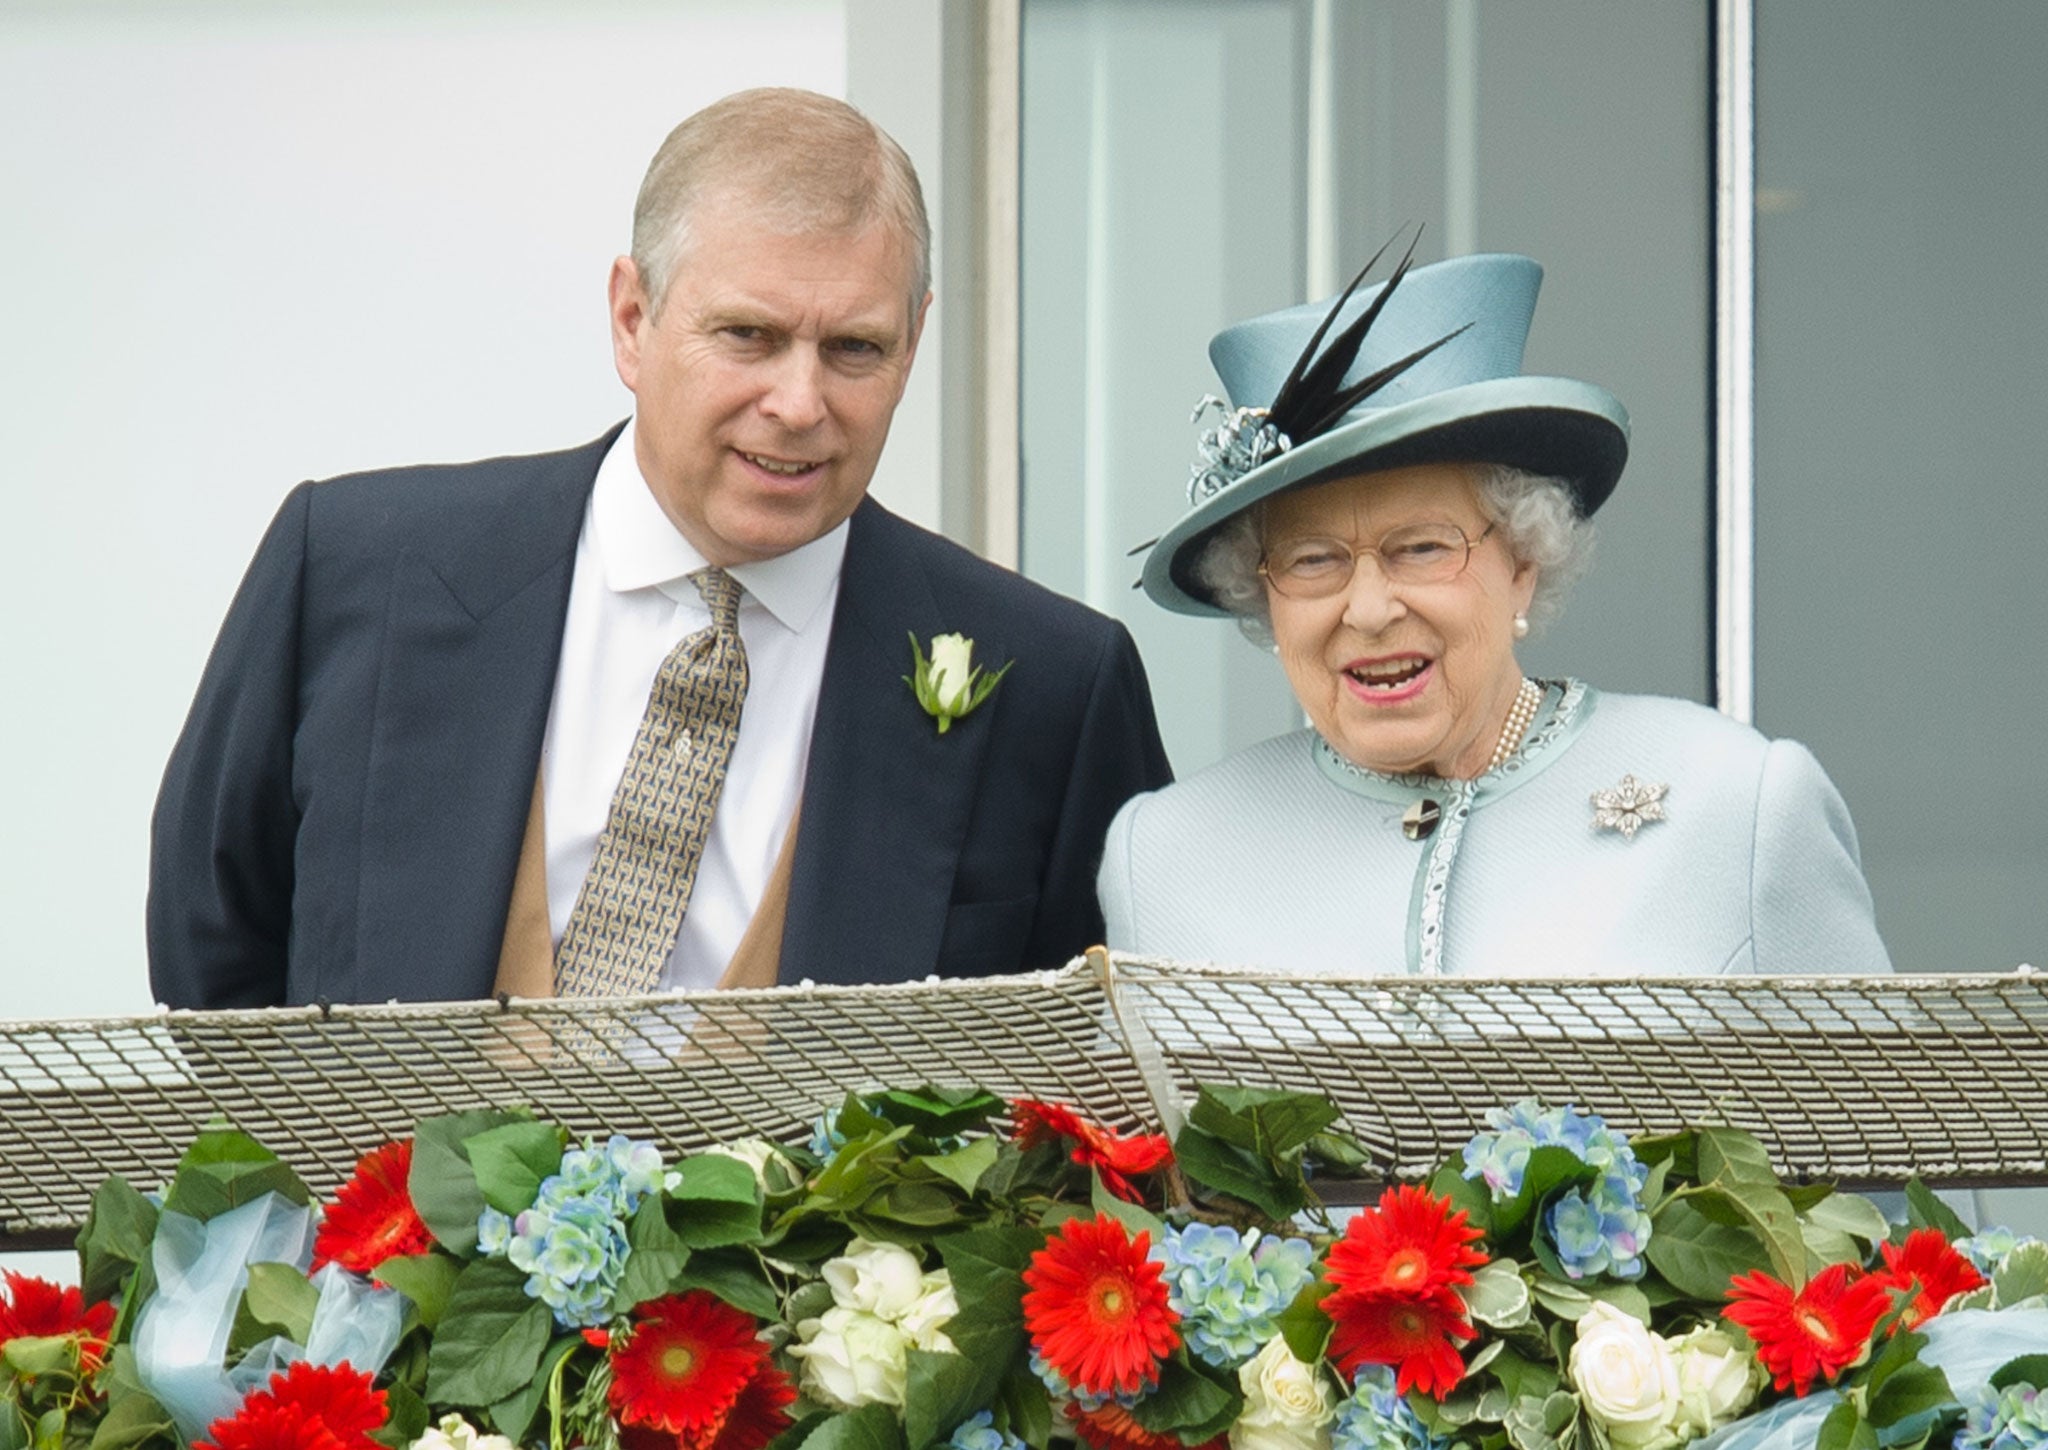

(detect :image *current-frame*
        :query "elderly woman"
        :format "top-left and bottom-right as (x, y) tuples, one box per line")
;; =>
(1099, 250), (1891, 976)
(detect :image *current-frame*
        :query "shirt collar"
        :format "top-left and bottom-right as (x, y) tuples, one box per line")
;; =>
(590, 418), (849, 633)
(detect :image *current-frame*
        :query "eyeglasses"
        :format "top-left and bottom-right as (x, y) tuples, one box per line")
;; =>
(1258, 521), (1496, 599)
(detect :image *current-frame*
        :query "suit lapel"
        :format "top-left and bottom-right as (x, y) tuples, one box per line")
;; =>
(783, 501), (995, 984)
(352, 430), (616, 1001)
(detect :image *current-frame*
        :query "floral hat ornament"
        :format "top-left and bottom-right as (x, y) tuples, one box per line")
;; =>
(1142, 234), (1631, 616)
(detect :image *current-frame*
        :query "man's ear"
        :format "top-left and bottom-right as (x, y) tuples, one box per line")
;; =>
(608, 256), (650, 393)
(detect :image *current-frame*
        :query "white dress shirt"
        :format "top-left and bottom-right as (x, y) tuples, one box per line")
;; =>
(541, 422), (846, 991)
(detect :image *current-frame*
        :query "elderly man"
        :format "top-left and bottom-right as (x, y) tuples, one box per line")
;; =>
(147, 88), (1170, 1008)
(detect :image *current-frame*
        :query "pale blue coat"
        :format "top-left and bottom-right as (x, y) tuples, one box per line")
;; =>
(1098, 683), (1891, 976)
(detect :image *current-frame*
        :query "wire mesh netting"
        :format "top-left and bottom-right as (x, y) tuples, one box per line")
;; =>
(4, 954), (2045, 1247)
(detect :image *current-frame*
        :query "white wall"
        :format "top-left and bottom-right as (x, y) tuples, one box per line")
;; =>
(0, 0), (857, 1025)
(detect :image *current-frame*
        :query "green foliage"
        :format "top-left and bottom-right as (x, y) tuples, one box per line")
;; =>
(1174, 1083), (1366, 1221)
(375, 1252), (460, 1331)
(425, 1258), (554, 1407)
(464, 1121), (565, 1218)
(159, 1126), (308, 1222)
(75, 1178), (158, 1309)
(411, 1109), (533, 1256)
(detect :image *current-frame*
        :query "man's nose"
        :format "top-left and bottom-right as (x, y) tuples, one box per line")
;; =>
(758, 347), (828, 431)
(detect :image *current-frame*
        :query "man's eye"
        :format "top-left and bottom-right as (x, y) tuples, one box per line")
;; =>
(723, 325), (766, 342)
(830, 337), (884, 358)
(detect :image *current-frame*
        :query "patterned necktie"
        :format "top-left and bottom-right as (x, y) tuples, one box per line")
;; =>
(554, 567), (750, 996)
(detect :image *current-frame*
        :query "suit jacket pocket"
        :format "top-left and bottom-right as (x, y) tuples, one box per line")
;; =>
(936, 894), (1040, 977)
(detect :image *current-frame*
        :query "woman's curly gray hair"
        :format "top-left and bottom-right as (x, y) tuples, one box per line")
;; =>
(1190, 463), (1595, 644)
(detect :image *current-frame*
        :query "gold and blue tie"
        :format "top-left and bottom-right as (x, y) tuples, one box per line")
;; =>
(554, 567), (749, 996)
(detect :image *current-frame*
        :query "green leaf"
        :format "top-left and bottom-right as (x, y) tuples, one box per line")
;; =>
(1869, 1360), (1955, 1427)
(1465, 1258), (1532, 1329)
(76, 1176), (160, 1308)
(1817, 1400), (1878, 1450)
(1698, 1183), (1806, 1285)
(613, 1195), (693, 1311)
(486, 1335), (580, 1443)
(875, 1179), (969, 1228)
(1529, 1276), (1594, 1321)
(1804, 1191), (1893, 1249)
(424, 1257), (554, 1407)
(1695, 1126), (1779, 1189)
(675, 1247), (781, 1321)
(1492, 1146), (1598, 1239)
(465, 1122), (563, 1217)
(1993, 1242), (2048, 1306)
(412, 1109), (529, 1256)
(242, 1261), (319, 1344)
(1904, 1180), (1969, 1240)
(83, 1366), (174, 1450)
(1992, 1354), (2048, 1392)
(1125, 1358), (1240, 1441)
(1172, 1124), (1302, 1220)
(372, 1380), (430, 1450)
(1645, 1197), (1767, 1300)
(1304, 1129), (1373, 1176)
(0, 1337), (74, 1380)
(916, 1137), (998, 1196)
(0, 1404), (24, 1450)
(1276, 1276), (1335, 1366)
(925, 1227), (1037, 1429)
(868, 1086), (1004, 1139)
(1489, 1349), (1561, 1404)
(161, 1127), (308, 1221)
(904, 1349), (988, 1450)
(667, 1153), (766, 1247)
(792, 1404), (906, 1450)
(375, 1252), (461, 1330)
(996, 1367), (1053, 1450)
(1189, 1084), (1341, 1157)
(1581, 1280), (1652, 1322)
(1087, 1179), (1165, 1239)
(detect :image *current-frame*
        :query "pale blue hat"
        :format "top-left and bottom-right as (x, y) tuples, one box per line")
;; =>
(1144, 251), (1629, 616)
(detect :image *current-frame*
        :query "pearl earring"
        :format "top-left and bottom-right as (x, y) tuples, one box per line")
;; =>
(1512, 613), (1530, 640)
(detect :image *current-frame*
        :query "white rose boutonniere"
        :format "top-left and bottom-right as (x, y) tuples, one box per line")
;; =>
(906, 632), (1011, 733)
(822, 1237), (929, 1320)
(1670, 1325), (1765, 1438)
(788, 1303), (912, 1409)
(1569, 1302), (1683, 1450)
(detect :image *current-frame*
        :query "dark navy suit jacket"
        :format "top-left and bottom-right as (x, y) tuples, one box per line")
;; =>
(147, 429), (1172, 1007)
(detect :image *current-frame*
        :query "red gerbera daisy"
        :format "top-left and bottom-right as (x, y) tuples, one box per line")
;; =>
(1326, 1185), (1488, 1301)
(1726, 1263), (1892, 1395)
(0, 1271), (116, 1372)
(609, 1292), (781, 1447)
(312, 1139), (434, 1273)
(1325, 1287), (1477, 1399)
(197, 1360), (387, 1450)
(1068, 1402), (1230, 1450)
(1012, 1100), (1173, 1202)
(618, 1357), (797, 1450)
(1871, 1229), (1987, 1330)
(1022, 1214), (1180, 1397)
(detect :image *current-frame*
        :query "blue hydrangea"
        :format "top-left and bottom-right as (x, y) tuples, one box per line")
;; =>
(477, 1134), (664, 1329)
(948, 1411), (1029, 1450)
(809, 1111), (849, 1160)
(1956, 1227), (2043, 1277)
(1955, 1379), (2048, 1450)
(1151, 1223), (1317, 1368)
(1462, 1099), (1651, 1281)
(1331, 1367), (1452, 1450)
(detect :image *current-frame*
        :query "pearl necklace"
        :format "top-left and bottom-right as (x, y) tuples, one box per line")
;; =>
(1485, 678), (1543, 774)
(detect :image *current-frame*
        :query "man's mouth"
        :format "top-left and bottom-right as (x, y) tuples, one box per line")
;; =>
(1344, 657), (1431, 691)
(739, 450), (822, 478)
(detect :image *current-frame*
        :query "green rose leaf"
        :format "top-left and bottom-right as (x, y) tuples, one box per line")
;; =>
(916, 1136), (999, 1196)
(1646, 1196), (1767, 1300)
(667, 1153), (766, 1248)
(425, 1257), (554, 1406)
(242, 1261), (320, 1344)
(411, 1109), (531, 1256)
(375, 1252), (461, 1330)
(1125, 1357), (1240, 1441)
(1817, 1400), (1878, 1450)
(791, 1403), (906, 1450)
(76, 1175), (160, 1308)
(675, 1247), (781, 1321)
(465, 1121), (564, 1218)
(161, 1127), (308, 1221)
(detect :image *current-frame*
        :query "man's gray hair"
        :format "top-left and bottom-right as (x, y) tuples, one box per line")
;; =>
(1191, 463), (1596, 644)
(631, 88), (932, 320)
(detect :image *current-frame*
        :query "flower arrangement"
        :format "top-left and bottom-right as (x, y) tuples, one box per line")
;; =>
(7, 1085), (2048, 1450)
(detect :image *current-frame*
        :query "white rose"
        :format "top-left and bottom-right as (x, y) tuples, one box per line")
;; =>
(408, 1415), (516, 1450)
(707, 1137), (788, 1191)
(1230, 1337), (1335, 1450)
(1670, 1326), (1765, 1438)
(823, 1238), (930, 1320)
(789, 1304), (910, 1409)
(897, 1268), (959, 1352)
(1569, 1303), (1682, 1450)
(928, 634), (976, 713)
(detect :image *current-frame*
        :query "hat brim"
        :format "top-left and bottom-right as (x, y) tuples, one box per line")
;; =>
(1144, 375), (1629, 616)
